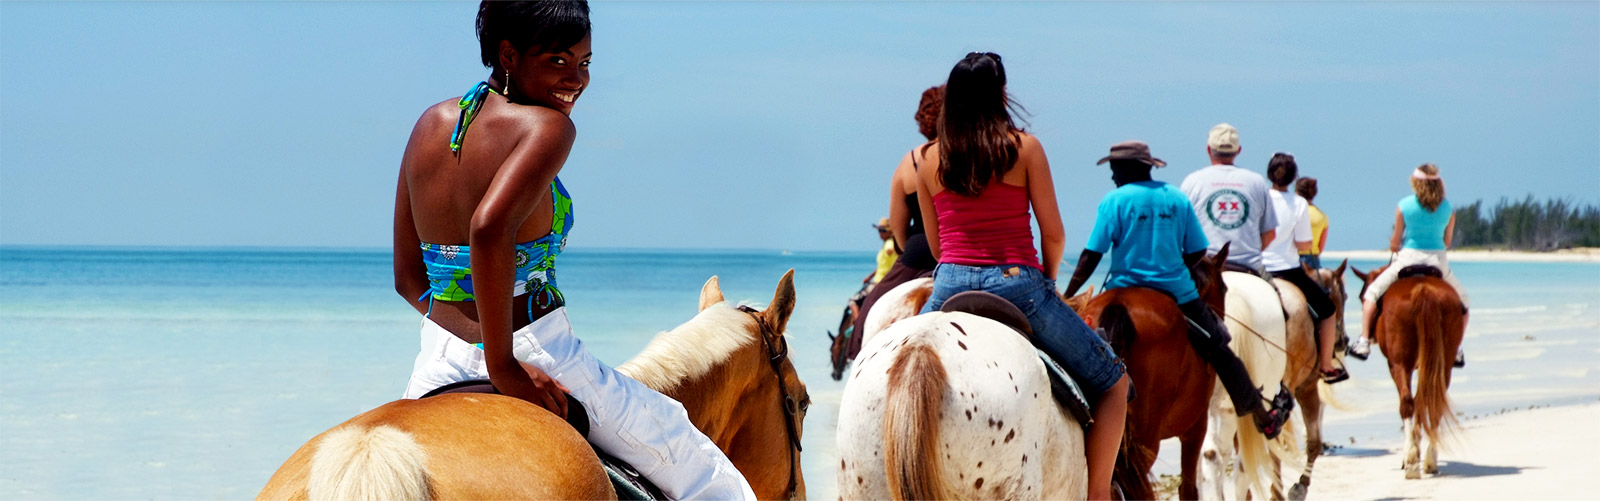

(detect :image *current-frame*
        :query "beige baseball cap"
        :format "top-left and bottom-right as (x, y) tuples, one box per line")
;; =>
(873, 217), (891, 229)
(1208, 123), (1240, 154)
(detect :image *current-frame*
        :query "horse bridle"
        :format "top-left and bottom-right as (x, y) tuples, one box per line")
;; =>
(737, 305), (803, 499)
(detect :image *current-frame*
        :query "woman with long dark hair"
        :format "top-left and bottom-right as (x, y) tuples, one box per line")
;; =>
(914, 52), (1130, 500)
(390, 2), (752, 497)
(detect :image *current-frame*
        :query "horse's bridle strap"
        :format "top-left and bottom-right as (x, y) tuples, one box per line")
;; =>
(738, 305), (801, 499)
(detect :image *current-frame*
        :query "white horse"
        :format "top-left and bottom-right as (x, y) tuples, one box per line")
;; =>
(1199, 271), (1296, 501)
(836, 312), (1087, 499)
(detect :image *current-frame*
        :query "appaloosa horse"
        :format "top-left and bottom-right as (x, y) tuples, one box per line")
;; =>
(259, 271), (809, 500)
(1062, 246), (1231, 501)
(1354, 264), (1464, 480)
(835, 309), (1087, 499)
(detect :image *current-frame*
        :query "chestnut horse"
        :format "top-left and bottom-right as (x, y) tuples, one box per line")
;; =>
(1354, 264), (1464, 479)
(1062, 245), (1231, 500)
(259, 272), (810, 500)
(1277, 261), (1350, 500)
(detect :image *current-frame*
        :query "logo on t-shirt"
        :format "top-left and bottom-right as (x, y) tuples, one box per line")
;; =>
(1204, 189), (1251, 230)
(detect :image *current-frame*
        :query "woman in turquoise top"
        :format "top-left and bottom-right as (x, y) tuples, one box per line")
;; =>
(390, 3), (753, 498)
(1350, 163), (1469, 367)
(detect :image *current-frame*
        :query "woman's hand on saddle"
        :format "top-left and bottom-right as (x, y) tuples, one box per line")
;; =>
(492, 361), (570, 419)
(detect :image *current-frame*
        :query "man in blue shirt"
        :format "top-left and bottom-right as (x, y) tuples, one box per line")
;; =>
(1065, 140), (1293, 438)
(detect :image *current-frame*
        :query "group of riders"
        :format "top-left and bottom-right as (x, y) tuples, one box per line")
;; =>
(380, 1), (1472, 499)
(842, 60), (1472, 499)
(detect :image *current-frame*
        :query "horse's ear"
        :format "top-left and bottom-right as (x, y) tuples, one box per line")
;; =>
(1334, 259), (1349, 279)
(1215, 241), (1231, 265)
(762, 269), (797, 335)
(699, 275), (725, 312)
(1351, 266), (1371, 284)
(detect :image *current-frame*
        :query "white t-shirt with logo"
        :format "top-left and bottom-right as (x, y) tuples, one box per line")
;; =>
(1261, 189), (1312, 272)
(1180, 164), (1278, 269)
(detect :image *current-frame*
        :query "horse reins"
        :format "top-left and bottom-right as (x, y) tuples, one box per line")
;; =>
(737, 305), (802, 499)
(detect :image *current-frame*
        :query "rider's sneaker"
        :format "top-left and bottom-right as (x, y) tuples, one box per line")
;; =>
(1252, 383), (1296, 440)
(1454, 347), (1466, 369)
(1349, 336), (1371, 361)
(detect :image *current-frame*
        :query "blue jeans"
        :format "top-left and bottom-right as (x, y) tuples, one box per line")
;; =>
(921, 263), (1126, 400)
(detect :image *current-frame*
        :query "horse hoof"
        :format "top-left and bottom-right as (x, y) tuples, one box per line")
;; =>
(1288, 483), (1307, 501)
(1405, 467), (1422, 480)
(1424, 463), (1439, 475)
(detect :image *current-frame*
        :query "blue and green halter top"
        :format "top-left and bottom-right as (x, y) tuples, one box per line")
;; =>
(419, 81), (575, 313)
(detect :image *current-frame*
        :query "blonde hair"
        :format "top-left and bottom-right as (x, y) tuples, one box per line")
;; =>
(1411, 163), (1445, 211)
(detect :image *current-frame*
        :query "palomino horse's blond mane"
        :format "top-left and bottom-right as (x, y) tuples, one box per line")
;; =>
(617, 303), (760, 393)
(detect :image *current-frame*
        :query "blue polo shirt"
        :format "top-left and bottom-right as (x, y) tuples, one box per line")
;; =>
(1085, 181), (1210, 303)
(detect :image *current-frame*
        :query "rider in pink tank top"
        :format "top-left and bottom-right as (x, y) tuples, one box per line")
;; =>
(934, 182), (1040, 269)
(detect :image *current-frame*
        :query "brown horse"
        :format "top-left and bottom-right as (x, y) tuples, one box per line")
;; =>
(1278, 261), (1350, 499)
(259, 271), (810, 500)
(1063, 244), (1231, 500)
(1354, 264), (1464, 479)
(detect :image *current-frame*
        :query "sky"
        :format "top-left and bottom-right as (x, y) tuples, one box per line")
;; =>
(2, 1), (1597, 252)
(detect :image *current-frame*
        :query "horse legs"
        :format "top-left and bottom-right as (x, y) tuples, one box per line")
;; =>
(1199, 384), (1234, 501)
(1390, 363), (1421, 479)
(1287, 383), (1323, 501)
(1424, 437), (1440, 475)
(1180, 420), (1207, 501)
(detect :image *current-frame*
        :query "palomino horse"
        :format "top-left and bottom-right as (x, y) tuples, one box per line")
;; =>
(1198, 269), (1294, 501)
(259, 272), (810, 500)
(1061, 246), (1232, 500)
(1276, 261), (1350, 500)
(836, 310), (1087, 499)
(1354, 265), (1464, 479)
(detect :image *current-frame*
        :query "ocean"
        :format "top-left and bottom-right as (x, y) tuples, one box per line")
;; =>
(1, 247), (1596, 499)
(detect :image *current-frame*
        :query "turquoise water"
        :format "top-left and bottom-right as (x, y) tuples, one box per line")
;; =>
(1, 247), (1596, 499)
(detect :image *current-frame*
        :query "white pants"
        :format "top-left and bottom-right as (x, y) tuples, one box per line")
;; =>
(1361, 248), (1470, 307)
(403, 309), (755, 500)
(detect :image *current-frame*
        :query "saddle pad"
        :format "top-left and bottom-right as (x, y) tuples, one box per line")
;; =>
(1037, 351), (1095, 428)
(418, 380), (663, 499)
(1397, 264), (1443, 279)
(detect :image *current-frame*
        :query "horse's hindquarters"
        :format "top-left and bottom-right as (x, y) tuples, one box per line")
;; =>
(836, 313), (1085, 500)
(260, 395), (613, 501)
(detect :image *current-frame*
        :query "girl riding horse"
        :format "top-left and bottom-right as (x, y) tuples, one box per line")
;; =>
(389, 2), (751, 497)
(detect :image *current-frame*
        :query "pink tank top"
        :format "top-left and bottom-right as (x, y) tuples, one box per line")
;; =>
(933, 182), (1041, 269)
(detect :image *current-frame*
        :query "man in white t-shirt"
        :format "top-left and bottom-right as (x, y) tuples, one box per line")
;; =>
(1181, 123), (1277, 271)
(1261, 153), (1346, 383)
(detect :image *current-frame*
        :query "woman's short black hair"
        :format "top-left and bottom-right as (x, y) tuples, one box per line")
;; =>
(477, 1), (591, 69)
(1266, 152), (1298, 188)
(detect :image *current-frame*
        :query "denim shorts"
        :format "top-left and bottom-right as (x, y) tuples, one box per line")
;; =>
(921, 263), (1127, 398)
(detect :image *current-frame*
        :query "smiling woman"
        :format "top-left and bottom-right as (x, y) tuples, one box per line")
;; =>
(382, 1), (755, 498)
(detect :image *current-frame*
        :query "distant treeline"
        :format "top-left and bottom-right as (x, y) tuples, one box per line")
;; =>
(1452, 196), (1600, 251)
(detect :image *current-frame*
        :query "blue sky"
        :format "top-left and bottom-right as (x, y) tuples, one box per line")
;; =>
(3, 1), (1596, 252)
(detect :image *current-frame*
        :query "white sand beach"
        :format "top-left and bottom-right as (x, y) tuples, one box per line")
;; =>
(1306, 401), (1600, 500)
(1323, 248), (1600, 263)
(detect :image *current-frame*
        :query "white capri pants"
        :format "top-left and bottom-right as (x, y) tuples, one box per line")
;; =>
(1361, 248), (1470, 308)
(403, 308), (755, 500)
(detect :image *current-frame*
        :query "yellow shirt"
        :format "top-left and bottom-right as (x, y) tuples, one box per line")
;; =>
(1303, 205), (1328, 255)
(873, 239), (897, 282)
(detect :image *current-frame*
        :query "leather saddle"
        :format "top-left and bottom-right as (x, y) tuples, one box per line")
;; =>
(939, 291), (1095, 428)
(419, 381), (666, 500)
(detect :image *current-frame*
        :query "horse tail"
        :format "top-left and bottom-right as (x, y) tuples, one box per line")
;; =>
(1114, 427), (1155, 500)
(1412, 283), (1460, 447)
(1098, 302), (1135, 358)
(1318, 379), (1352, 412)
(1100, 302), (1154, 498)
(307, 425), (431, 501)
(883, 342), (955, 500)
